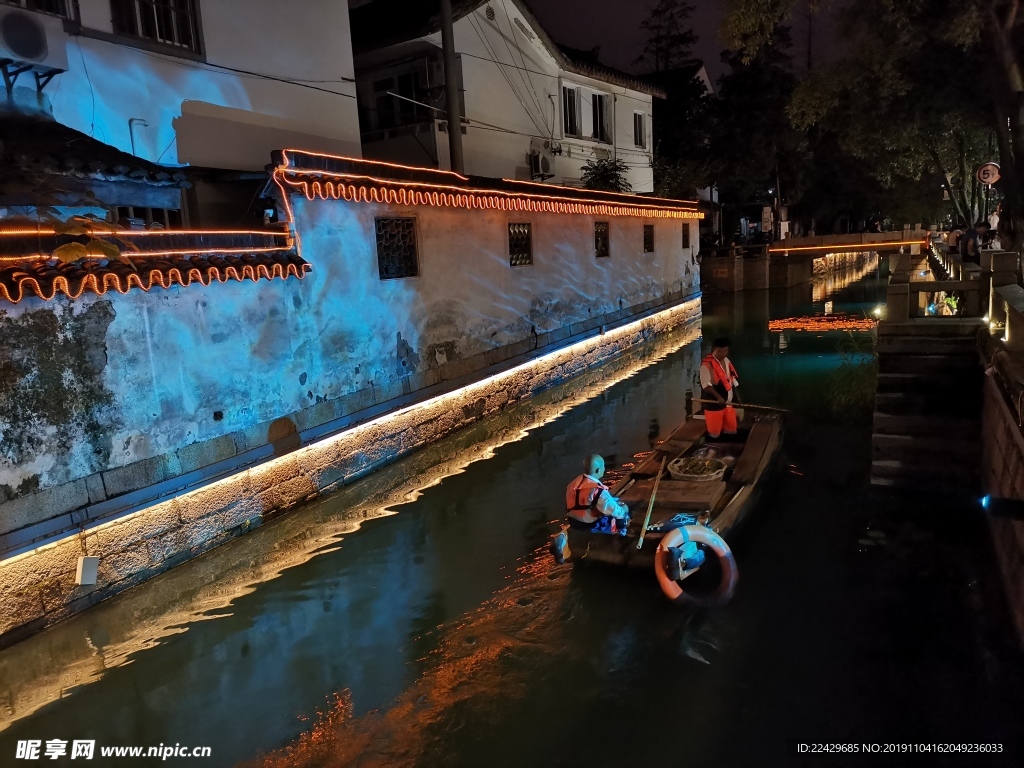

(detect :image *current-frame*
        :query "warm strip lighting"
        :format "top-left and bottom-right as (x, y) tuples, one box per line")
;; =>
(280, 175), (702, 220)
(768, 315), (877, 332)
(277, 149), (703, 219)
(281, 148), (472, 181)
(768, 240), (926, 253)
(0, 246), (295, 263)
(0, 260), (309, 303)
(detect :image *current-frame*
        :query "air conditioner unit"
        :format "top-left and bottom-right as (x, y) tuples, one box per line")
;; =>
(0, 7), (69, 83)
(529, 138), (556, 181)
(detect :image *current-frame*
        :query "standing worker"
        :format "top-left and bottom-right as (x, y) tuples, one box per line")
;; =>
(700, 337), (740, 438)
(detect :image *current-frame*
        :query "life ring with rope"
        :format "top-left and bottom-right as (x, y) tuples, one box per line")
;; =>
(654, 525), (738, 606)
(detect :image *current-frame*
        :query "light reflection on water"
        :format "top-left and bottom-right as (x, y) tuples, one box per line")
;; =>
(4, 269), (1023, 767)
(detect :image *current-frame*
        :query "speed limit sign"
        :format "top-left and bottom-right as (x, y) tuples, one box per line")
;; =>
(977, 163), (1001, 184)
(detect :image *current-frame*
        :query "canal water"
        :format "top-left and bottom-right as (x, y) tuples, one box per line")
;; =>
(2, 258), (1023, 767)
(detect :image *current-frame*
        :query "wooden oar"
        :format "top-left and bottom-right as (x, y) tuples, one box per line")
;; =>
(636, 456), (668, 550)
(692, 398), (789, 413)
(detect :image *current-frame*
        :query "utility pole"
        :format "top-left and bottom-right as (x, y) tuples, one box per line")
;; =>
(440, 0), (465, 174)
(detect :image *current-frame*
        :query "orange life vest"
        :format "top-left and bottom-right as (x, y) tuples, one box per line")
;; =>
(565, 474), (608, 524)
(702, 354), (737, 391)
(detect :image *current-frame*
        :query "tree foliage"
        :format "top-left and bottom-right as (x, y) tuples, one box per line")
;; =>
(635, 0), (698, 72)
(580, 158), (632, 193)
(723, 0), (1024, 248)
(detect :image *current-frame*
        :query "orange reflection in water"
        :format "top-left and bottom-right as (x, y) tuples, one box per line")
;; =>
(768, 316), (877, 333)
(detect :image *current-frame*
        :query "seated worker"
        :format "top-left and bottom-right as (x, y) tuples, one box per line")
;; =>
(565, 454), (630, 531)
(700, 337), (740, 438)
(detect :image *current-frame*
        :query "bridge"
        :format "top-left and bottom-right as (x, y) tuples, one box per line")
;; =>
(702, 229), (929, 292)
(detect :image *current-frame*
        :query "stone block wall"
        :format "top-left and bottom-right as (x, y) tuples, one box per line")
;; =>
(0, 296), (700, 645)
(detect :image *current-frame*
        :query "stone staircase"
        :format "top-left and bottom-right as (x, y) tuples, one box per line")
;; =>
(871, 320), (984, 494)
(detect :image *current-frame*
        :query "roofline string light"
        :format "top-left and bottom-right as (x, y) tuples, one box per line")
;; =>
(275, 149), (704, 220)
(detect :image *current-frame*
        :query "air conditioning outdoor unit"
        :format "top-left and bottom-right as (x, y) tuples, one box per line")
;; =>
(529, 138), (556, 181)
(0, 7), (69, 90)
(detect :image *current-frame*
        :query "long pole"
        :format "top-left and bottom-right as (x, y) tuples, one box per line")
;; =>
(636, 457), (668, 550)
(440, 0), (465, 174)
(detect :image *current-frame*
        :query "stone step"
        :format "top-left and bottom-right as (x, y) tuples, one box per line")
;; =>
(872, 412), (979, 438)
(871, 433), (980, 461)
(874, 390), (982, 417)
(870, 459), (979, 492)
(875, 372), (979, 393)
(878, 354), (980, 375)
(869, 475), (978, 496)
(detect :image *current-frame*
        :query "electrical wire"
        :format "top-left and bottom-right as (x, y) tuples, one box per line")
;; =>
(498, 0), (548, 133)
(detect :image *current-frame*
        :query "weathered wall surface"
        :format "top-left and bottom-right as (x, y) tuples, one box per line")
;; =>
(1, 201), (698, 559)
(981, 359), (1024, 646)
(0, 296), (700, 646)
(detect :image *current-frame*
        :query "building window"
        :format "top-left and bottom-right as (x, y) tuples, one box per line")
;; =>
(634, 112), (647, 149)
(682, 222), (691, 249)
(1, 0), (75, 18)
(643, 224), (654, 253)
(375, 217), (418, 279)
(595, 222), (609, 258)
(111, 0), (201, 52)
(592, 93), (610, 143)
(509, 222), (532, 266)
(115, 206), (182, 229)
(371, 70), (429, 131)
(562, 86), (579, 137)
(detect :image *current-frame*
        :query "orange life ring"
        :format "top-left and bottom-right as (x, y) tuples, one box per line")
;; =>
(654, 525), (738, 606)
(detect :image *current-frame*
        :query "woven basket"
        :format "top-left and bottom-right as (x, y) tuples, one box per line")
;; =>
(667, 456), (727, 482)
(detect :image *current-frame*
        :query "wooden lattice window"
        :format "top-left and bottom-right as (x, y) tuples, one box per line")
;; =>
(595, 222), (609, 258)
(644, 224), (654, 253)
(682, 222), (691, 249)
(509, 222), (532, 266)
(375, 217), (418, 279)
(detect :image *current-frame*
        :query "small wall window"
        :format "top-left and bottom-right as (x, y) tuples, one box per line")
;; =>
(643, 224), (655, 253)
(595, 222), (609, 258)
(562, 86), (580, 137)
(509, 222), (533, 266)
(634, 112), (647, 149)
(592, 93), (610, 143)
(375, 217), (419, 279)
(111, 0), (202, 53)
(682, 222), (691, 249)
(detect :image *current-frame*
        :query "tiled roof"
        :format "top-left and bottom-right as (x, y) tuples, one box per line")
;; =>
(272, 150), (702, 218)
(0, 116), (190, 191)
(0, 227), (309, 303)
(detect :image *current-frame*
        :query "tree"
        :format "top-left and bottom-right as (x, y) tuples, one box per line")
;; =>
(581, 158), (632, 193)
(635, 0), (698, 72)
(723, 0), (1024, 249)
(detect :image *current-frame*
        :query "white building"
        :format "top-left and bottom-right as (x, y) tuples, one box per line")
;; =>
(351, 0), (663, 193)
(0, 0), (362, 221)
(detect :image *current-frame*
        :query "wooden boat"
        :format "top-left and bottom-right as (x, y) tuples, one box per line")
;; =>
(553, 412), (784, 605)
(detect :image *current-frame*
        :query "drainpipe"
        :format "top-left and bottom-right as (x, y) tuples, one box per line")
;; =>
(440, 0), (465, 174)
(128, 118), (148, 157)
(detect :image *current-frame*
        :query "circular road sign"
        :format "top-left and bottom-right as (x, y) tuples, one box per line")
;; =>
(977, 163), (1001, 185)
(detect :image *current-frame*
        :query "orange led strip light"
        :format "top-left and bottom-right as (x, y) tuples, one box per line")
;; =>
(277, 149), (703, 220)
(768, 240), (926, 253)
(0, 246), (295, 264)
(280, 174), (702, 220)
(0, 260), (310, 304)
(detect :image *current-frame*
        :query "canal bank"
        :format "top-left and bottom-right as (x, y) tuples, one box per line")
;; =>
(2, 271), (1021, 767)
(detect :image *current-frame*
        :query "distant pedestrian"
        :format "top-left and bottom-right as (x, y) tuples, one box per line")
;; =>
(960, 220), (990, 264)
(947, 221), (964, 250)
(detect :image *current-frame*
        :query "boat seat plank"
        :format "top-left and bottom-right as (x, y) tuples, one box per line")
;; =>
(665, 419), (709, 443)
(619, 479), (727, 511)
(730, 421), (775, 485)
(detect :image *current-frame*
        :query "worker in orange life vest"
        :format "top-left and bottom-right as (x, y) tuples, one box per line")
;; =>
(700, 337), (740, 438)
(565, 454), (630, 530)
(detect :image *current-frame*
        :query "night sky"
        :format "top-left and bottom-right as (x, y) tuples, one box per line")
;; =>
(529, 0), (841, 87)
